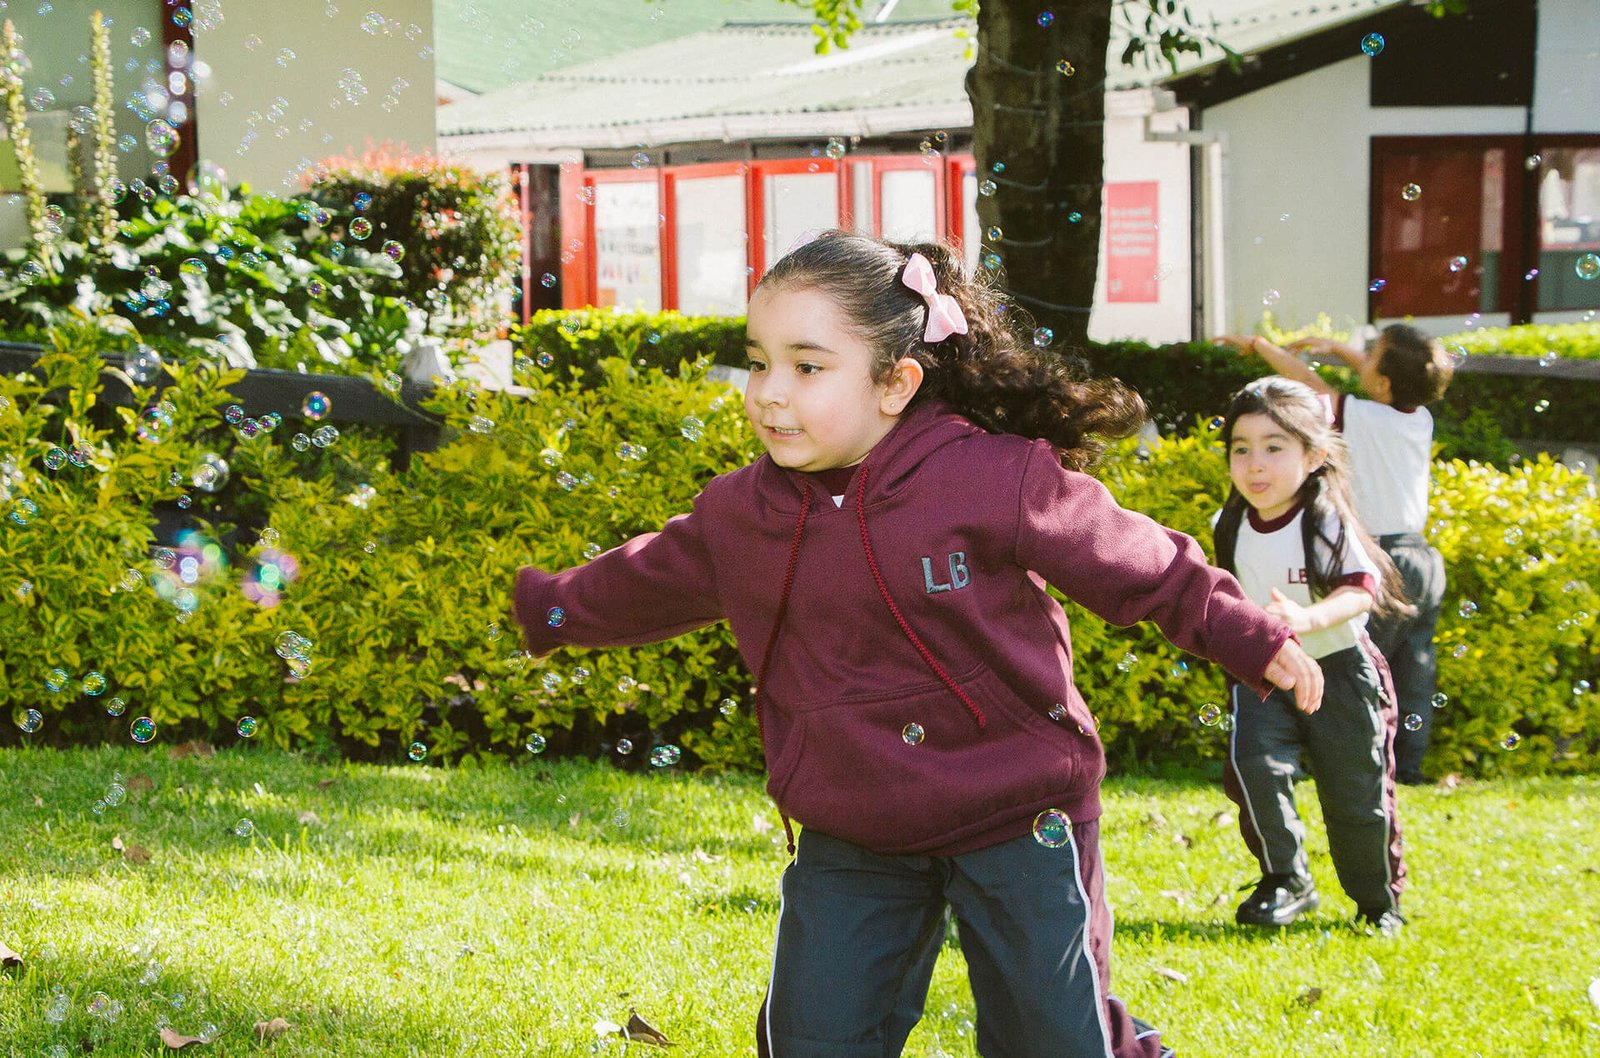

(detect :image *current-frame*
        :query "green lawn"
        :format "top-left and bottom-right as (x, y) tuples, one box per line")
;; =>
(2, 747), (1596, 1056)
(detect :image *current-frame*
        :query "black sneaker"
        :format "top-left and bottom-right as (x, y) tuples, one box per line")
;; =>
(1355, 907), (1404, 936)
(1235, 873), (1319, 926)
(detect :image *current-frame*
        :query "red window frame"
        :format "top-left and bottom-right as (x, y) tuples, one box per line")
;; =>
(661, 161), (754, 307)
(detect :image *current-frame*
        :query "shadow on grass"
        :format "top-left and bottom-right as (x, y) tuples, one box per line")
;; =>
(1111, 916), (1335, 944)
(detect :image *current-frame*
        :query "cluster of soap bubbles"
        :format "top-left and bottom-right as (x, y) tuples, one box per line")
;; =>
(91, 774), (128, 816)
(274, 630), (314, 677)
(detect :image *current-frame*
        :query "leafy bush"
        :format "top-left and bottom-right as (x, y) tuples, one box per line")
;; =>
(518, 309), (747, 382)
(307, 147), (521, 341)
(3, 329), (1595, 780)
(1444, 321), (1600, 361)
(0, 185), (421, 376)
(0, 326), (755, 768)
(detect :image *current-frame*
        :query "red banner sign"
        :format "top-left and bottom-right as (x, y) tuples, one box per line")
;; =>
(1105, 181), (1159, 303)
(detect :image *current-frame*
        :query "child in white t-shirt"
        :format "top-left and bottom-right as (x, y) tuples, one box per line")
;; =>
(1212, 377), (1415, 934)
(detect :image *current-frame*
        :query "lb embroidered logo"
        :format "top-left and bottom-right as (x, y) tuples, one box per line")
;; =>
(921, 552), (970, 594)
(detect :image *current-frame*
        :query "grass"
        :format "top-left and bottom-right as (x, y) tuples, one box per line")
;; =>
(1, 747), (1597, 1056)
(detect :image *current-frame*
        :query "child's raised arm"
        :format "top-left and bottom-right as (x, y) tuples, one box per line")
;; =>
(1214, 334), (1336, 396)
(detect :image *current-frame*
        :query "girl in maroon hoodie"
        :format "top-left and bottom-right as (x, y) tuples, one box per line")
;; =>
(515, 231), (1323, 1058)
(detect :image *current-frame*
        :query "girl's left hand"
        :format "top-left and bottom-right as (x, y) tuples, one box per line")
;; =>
(1264, 588), (1314, 634)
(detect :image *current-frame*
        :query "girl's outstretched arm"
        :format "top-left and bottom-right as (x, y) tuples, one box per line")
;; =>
(513, 504), (724, 657)
(1262, 585), (1373, 636)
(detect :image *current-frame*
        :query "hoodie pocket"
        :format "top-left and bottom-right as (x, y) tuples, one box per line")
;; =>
(767, 667), (1084, 852)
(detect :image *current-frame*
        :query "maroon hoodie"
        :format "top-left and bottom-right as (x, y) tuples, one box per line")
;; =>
(514, 400), (1290, 856)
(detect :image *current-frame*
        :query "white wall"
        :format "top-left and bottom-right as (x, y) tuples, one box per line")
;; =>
(1205, 58), (1525, 336)
(1089, 93), (1193, 344)
(193, 1), (436, 194)
(1533, 0), (1599, 133)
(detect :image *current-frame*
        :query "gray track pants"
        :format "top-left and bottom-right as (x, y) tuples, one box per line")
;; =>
(1223, 643), (1406, 913)
(1369, 532), (1446, 783)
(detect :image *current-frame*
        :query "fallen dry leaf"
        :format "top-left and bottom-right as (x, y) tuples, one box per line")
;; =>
(127, 774), (156, 793)
(1294, 986), (1323, 1008)
(159, 1026), (208, 1048)
(1154, 967), (1189, 984)
(32, 793), (43, 808)
(316, 778), (337, 789)
(295, 811), (324, 827)
(1209, 810), (1234, 827)
(1, 939), (23, 968)
(110, 836), (151, 864)
(254, 1017), (291, 1041)
(623, 1010), (675, 1047)
(169, 740), (215, 760)
(1158, 889), (1187, 903)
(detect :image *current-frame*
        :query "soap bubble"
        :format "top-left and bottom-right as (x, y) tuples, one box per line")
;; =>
(192, 453), (229, 492)
(382, 240), (404, 261)
(525, 734), (547, 754)
(1056, 59), (1074, 75)
(1403, 713), (1422, 732)
(1577, 253), (1600, 281)
(407, 741), (427, 762)
(1573, 680), (1591, 696)
(901, 722), (925, 746)
(1448, 255), (1468, 273)
(82, 671), (108, 696)
(8, 498), (38, 526)
(1360, 32), (1384, 56)
(236, 715), (258, 737)
(650, 744), (681, 767)
(1032, 327), (1054, 348)
(16, 708), (43, 733)
(311, 425), (339, 447)
(349, 217), (373, 240)
(233, 818), (255, 838)
(1401, 183), (1421, 202)
(130, 716), (156, 743)
(825, 138), (846, 160)
(301, 391), (331, 420)
(1430, 692), (1448, 709)
(679, 416), (704, 441)
(719, 697), (738, 716)
(1032, 808), (1071, 848)
(106, 697), (127, 716)
(1036, 11), (1054, 27)
(44, 446), (67, 470)
(1499, 731), (1521, 751)
(978, 180), (997, 197)
(547, 606), (566, 627)
(1369, 278), (1387, 293)
(1457, 600), (1478, 618)
(45, 668), (70, 693)
(1116, 652), (1137, 673)
(630, 151), (650, 169)
(137, 405), (173, 443)
(616, 738), (634, 755)
(146, 118), (180, 156)
(1197, 703), (1222, 726)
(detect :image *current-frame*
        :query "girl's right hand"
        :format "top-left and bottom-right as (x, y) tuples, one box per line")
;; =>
(1263, 639), (1324, 714)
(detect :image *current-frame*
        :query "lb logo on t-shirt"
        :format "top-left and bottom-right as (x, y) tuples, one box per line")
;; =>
(922, 552), (970, 594)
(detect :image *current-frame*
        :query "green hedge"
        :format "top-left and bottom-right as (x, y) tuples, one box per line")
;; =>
(516, 313), (1598, 467)
(4, 327), (1596, 779)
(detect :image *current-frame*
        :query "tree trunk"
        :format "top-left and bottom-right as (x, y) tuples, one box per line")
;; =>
(967, 1), (1112, 359)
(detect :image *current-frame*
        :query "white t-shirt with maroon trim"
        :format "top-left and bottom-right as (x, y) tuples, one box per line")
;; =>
(1233, 504), (1380, 659)
(1338, 394), (1433, 536)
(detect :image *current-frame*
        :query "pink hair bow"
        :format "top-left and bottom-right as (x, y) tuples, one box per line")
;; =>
(901, 252), (969, 343)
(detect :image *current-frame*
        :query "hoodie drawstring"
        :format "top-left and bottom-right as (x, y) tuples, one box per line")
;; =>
(854, 466), (987, 730)
(755, 485), (813, 857)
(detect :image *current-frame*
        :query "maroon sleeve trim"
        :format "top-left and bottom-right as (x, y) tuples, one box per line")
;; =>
(1333, 392), (1347, 432)
(1336, 572), (1376, 597)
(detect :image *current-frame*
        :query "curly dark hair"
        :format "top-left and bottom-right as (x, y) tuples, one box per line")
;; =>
(755, 230), (1145, 471)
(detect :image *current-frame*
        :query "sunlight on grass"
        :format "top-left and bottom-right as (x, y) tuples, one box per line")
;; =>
(1, 748), (1596, 1055)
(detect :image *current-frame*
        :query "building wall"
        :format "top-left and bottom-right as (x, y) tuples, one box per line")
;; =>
(192, 1), (437, 194)
(1533, 0), (1597, 134)
(1089, 97), (1192, 343)
(1206, 58), (1525, 335)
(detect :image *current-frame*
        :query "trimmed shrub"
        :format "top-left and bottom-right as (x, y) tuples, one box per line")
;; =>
(3, 329), (1595, 779)
(307, 148), (522, 341)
